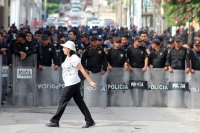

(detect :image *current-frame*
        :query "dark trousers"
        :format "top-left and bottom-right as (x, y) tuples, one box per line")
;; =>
(50, 82), (94, 125)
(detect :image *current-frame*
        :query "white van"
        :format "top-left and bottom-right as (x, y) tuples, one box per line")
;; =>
(99, 17), (113, 27)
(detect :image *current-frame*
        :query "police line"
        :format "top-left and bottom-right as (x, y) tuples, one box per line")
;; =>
(1, 55), (200, 108)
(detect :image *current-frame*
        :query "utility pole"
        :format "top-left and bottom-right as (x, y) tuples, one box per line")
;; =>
(3, 0), (9, 30)
(115, 0), (117, 25)
(39, 0), (43, 27)
(25, 0), (29, 25)
(153, 0), (156, 32)
(120, 0), (122, 27)
(44, 0), (47, 21)
(32, 0), (35, 28)
(131, 0), (134, 28)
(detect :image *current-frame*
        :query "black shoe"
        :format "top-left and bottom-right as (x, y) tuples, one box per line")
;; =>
(82, 122), (95, 128)
(45, 122), (59, 127)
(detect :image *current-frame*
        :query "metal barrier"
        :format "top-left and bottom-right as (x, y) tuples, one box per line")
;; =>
(2, 54), (8, 104)
(8, 54), (37, 106)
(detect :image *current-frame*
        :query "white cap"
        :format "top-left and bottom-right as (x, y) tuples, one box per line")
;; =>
(60, 41), (76, 52)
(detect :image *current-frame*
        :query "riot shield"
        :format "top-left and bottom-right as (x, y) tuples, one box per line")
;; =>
(12, 54), (37, 106)
(129, 68), (147, 107)
(144, 68), (168, 107)
(1, 66), (8, 103)
(107, 68), (129, 107)
(84, 72), (107, 107)
(6, 67), (13, 106)
(167, 70), (188, 108)
(0, 55), (2, 107)
(36, 67), (60, 106)
(186, 72), (200, 109)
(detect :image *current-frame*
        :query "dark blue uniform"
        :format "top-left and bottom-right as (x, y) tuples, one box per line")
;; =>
(35, 43), (58, 66)
(149, 47), (168, 68)
(190, 49), (200, 70)
(167, 46), (190, 70)
(127, 46), (148, 68)
(81, 46), (107, 73)
(107, 48), (127, 67)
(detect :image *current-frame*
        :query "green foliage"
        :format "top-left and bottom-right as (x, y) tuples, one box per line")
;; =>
(46, 3), (60, 17)
(47, 0), (63, 3)
(44, 0), (64, 17)
(160, 0), (200, 27)
(105, 0), (116, 5)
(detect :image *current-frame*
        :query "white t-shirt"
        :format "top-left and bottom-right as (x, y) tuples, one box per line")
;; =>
(61, 54), (81, 86)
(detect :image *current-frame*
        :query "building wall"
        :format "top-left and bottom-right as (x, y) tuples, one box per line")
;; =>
(9, 0), (42, 29)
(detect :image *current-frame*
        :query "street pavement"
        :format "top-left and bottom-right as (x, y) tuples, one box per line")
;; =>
(0, 106), (200, 133)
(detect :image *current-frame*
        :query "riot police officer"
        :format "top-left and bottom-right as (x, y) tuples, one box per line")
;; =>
(81, 36), (107, 75)
(89, 26), (99, 38)
(107, 37), (127, 70)
(35, 34), (58, 70)
(190, 40), (200, 72)
(167, 37), (175, 50)
(121, 34), (132, 51)
(194, 30), (200, 41)
(141, 32), (150, 49)
(80, 32), (90, 51)
(167, 36), (190, 73)
(13, 32), (34, 60)
(97, 35), (104, 47)
(149, 39), (168, 70)
(68, 30), (83, 54)
(126, 36), (148, 72)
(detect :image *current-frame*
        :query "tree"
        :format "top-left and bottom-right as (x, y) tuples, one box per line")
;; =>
(155, 0), (200, 27)
(45, 0), (64, 16)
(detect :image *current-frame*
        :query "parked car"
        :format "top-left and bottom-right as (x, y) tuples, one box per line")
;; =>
(104, 20), (115, 27)
(90, 20), (100, 28)
(85, 17), (98, 25)
(55, 21), (66, 29)
(85, 7), (94, 13)
(68, 15), (81, 26)
(70, 8), (81, 15)
(99, 18), (113, 26)
(65, 13), (70, 22)
(42, 22), (55, 28)
(71, 1), (81, 9)
(69, 21), (80, 27)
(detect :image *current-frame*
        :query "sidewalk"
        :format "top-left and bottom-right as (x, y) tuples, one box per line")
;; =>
(0, 106), (200, 133)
